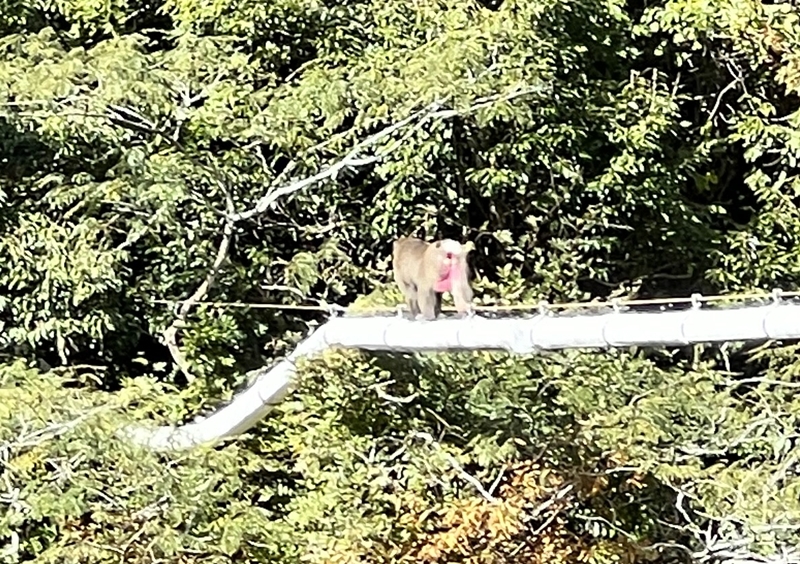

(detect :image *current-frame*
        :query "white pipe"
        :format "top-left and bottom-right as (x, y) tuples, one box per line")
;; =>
(124, 302), (800, 451)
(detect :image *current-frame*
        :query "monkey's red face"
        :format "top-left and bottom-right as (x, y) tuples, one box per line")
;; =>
(433, 252), (457, 292)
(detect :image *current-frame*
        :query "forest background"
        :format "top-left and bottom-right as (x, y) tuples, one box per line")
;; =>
(2, 0), (800, 561)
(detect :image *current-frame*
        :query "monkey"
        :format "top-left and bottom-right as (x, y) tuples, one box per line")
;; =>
(392, 236), (474, 321)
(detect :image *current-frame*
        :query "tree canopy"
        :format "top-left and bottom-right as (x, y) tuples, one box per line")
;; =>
(2, 0), (800, 561)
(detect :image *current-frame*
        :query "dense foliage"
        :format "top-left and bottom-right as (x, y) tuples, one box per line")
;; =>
(2, 0), (800, 561)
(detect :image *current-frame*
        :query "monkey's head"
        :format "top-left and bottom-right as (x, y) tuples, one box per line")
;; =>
(436, 239), (465, 258)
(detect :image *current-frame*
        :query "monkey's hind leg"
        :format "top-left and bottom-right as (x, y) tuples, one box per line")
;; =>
(402, 283), (420, 319)
(406, 298), (421, 319)
(418, 290), (438, 321)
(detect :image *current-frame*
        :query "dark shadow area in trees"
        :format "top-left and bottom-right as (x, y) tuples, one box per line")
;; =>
(0, 0), (174, 52)
(0, 118), (55, 187)
(442, 0), (720, 292)
(12, 516), (55, 561)
(321, 351), (575, 462)
(525, 0), (768, 299)
(0, 120), (65, 370)
(224, 0), (377, 90)
(237, 434), (306, 509)
(624, 0), (800, 293)
(474, 0), (504, 10)
(112, 326), (176, 388)
(0, 116), (123, 194)
(0, 2), (70, 42)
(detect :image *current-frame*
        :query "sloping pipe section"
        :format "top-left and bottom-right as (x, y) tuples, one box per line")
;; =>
(124, 302), (800, 451)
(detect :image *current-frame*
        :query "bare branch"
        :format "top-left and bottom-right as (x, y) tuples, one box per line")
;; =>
(230, 83), (546, 223)
(161, 189), (236, 384)
(229, 100), (442, 222)
(412, 431), (498, 503)
(170, 73), (225, 141)
(666, 484), (800, 564)
(488, 464), (507, 495)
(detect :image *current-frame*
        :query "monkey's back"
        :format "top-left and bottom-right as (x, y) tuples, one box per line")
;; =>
(392, 237), (430, 284)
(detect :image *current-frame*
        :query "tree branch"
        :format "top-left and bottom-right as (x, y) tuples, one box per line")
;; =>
(161, 187), (236, 384)
(230, 83), (546, 223)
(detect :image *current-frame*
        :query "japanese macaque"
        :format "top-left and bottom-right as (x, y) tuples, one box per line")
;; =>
(392, 236), (474, 320)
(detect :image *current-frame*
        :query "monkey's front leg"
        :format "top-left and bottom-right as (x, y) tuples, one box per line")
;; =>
(433, 293), (443, 318)
(451, 283), (474, 318)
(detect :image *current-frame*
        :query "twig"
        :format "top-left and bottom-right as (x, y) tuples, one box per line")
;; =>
(529, 483), (575, 536)
(488, 464), (507, 495)
(724, 377), (800, 389)
(707, 79), (740, 125)
(229, 100), (443, 222)
(412, 431), (498, 503)
(170, 73), (224, 141)
(369, 380), (419, 404)
(48, 364), (108, 372)
(1, 406), (108, 454)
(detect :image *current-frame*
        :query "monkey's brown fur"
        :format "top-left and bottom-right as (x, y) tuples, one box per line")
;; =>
(392, 236), (473, 320)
